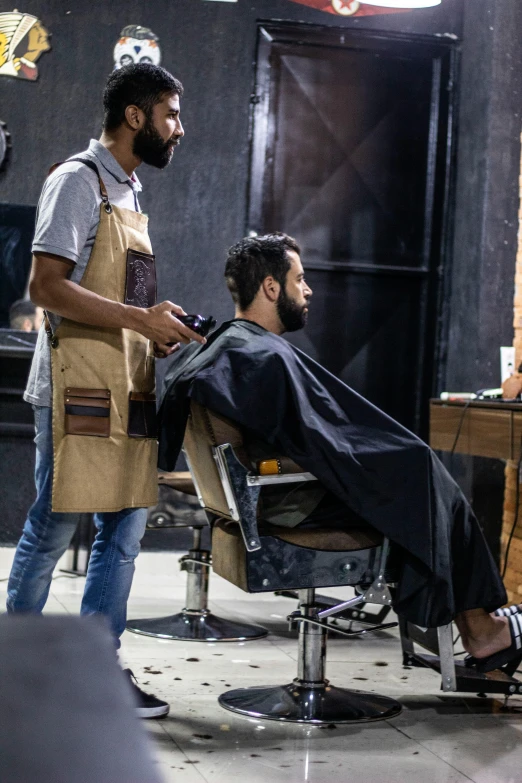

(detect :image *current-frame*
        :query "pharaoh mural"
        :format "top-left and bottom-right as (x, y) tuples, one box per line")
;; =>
(113, 25), (161, 70)
(0, 12), (51, 81)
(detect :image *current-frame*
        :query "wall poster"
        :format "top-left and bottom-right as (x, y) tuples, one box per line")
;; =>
(288, 1), (409, 16)
(0, 11), (51, 80)
(0, 120), (11, 171)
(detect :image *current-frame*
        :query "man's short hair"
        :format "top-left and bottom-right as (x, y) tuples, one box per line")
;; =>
(9, 299), (36, 330)
(224, 233), (301, 310)
(103, 64), (184, 131)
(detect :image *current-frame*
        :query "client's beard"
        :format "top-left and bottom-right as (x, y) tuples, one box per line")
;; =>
(133, 117), (178, 169)
(277, 287), (309, 333)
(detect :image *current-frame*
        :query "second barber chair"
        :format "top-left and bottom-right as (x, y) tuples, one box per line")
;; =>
(126, 472), (267, 642)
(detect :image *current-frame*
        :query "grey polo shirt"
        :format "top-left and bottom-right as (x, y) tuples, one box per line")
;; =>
(24, 140), (142, 407)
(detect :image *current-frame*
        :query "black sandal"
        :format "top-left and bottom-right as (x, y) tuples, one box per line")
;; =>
(465, 613), (522, 675)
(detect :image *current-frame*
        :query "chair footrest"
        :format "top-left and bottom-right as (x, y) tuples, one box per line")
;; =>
(404, 651), (522, 696)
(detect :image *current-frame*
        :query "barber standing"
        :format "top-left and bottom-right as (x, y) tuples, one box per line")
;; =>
(6, 64), (203, 718)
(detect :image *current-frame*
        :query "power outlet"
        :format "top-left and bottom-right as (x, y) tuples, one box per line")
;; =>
(500, 346), (516, 383)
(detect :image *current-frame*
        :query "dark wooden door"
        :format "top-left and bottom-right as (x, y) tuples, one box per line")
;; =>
(248, 23), (458, 434)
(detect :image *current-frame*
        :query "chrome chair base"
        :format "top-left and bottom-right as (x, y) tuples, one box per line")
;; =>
(126, 611), (268, 642)
(218, 678), (402, 724)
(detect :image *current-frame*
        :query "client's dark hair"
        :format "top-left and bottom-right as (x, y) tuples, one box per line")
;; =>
(103, 64), (184, 131)
(9, 299), (36, 329)
(225, 233), (301, 310)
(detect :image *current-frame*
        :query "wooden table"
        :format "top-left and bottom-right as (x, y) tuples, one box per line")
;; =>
(430, 398), (522, 461)
(430, 398), (522, 602)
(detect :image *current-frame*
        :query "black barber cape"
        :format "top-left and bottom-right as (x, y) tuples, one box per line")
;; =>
(158, 319), (505, 627)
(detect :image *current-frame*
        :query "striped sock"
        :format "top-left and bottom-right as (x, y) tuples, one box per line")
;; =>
(495, 605), (521, 617)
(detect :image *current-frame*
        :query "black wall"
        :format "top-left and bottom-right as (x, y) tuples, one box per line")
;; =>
(0, 0), (521, 547)
(1, 0), (463, 337)
(442, 0), (522, 558)
(445, 0), (522, 391)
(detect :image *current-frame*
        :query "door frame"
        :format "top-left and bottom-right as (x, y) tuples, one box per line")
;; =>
(246, 21), (460, 435)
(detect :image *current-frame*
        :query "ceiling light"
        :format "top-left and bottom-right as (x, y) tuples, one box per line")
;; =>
(360, 0), (441, 7)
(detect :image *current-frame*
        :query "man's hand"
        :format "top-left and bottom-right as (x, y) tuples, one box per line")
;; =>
(136, 301), (206, 352)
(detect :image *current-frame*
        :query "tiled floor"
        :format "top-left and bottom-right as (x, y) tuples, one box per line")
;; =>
(1, 546), (522, 783)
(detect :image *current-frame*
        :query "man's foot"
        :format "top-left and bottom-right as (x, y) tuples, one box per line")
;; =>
(463, 615), (511, 660)
(465, 614), (522, 674)
(123, 669), (170, 719)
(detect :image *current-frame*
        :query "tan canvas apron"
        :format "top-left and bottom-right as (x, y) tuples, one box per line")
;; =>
(48, 164), (158, 513)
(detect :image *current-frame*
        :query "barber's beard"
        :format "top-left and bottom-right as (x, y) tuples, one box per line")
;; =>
(133, 117), (178, 169)
(277, 288), (309, 333)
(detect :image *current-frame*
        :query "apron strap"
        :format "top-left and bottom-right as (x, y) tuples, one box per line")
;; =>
(43, 156), (114, 349)
(67, 157), (113, 214)
(48, 157), (113, 214)
(44, 310), (58, 349)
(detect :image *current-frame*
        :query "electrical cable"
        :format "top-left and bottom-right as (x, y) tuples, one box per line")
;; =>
(501, 437), (522, 580)
(449, 398), (473, 456)
(446, 398), (522, 579)
(447, 392), (517, 457)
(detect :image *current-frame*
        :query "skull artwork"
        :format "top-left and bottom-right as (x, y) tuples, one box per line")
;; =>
(113, 25), (161, 70)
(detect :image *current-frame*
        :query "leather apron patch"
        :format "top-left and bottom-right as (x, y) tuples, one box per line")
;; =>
(125, 249), (157, 308)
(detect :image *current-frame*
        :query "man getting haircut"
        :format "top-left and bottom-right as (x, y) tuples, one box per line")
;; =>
(159, 232), (522, 676)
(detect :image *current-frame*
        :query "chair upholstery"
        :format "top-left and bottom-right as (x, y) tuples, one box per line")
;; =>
(184, 401), (304, 507)
(184, 401), (248, 518)
(212, 519), (383, 592)
(260, 523), (382, 551)
(185, 399), (381, 547)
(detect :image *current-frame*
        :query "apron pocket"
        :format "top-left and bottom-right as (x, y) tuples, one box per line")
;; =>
(64, 388), (111, 437)
(128, 392), (158, 438)
(124, 249), (157, 308)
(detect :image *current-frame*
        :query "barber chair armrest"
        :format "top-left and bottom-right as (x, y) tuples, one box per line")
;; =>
(213, 445), (318, 549)
(213, 444), (262, 553)
(247, 471), (317, 486)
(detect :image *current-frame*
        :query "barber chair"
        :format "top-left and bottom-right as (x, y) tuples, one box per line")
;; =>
(126, 472), (267, 642)
(182, 400), (402, 724)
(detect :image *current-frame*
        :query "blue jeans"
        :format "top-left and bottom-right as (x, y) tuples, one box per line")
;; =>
(6, 406), (147, 648)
